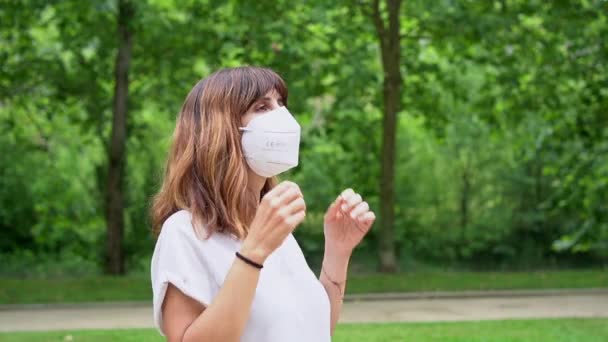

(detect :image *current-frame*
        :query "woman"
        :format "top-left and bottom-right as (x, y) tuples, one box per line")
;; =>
(150, 66), (375, 342)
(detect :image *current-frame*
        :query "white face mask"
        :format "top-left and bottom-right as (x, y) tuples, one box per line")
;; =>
(239, 106), (301, 178)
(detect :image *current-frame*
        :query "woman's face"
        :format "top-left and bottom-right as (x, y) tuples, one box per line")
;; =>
(241, 89), (285, 127)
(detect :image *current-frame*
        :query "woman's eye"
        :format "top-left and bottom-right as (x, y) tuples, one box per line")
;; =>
(257, 105), (268, 111)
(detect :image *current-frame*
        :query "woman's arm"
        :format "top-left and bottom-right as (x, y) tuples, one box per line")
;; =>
(320, 188), (376, 335)
(163, 252), (261, 342)
(319, 247), (350, 335)
(162, 181), (307, 341)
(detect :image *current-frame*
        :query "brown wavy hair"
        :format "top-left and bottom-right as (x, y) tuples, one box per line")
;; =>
(150, 66), (288, 239)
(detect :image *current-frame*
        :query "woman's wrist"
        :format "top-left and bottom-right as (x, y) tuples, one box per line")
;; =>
(324, 242), (353, 263)
(239, 240), (268, 265)
(235, 251), (264, 269)
(321, 260), (349, 282)
(320, 255), (349, 301)
(321, 246), (351, 283)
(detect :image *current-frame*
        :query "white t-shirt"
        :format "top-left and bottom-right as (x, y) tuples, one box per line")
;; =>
(151, 209), (331, 341)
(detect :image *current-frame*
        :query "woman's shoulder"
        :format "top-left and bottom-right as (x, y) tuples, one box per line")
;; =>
(157, 209), (217, 248)
(158, 209), (236, 247)
(161, 209), (192, 229)
(158, 209), (195, 239)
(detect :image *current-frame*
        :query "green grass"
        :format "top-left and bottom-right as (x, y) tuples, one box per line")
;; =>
(1, 319), (607, 341)
(0, 270), (606, 305)
(347, 269), (608, 294)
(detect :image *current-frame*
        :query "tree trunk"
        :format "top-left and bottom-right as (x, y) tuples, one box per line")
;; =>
(369, 0), (402, 272)
(104, 0), (134, 275)
(460, 166), (470, 241)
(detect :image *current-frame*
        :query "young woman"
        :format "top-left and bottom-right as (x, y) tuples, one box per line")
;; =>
(150, 66), (375, 342)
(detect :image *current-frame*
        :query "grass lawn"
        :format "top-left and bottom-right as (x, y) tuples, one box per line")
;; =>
(1, 319), (607, 341)
(0, 270), (606, 305)
(347, 269), (608, 293)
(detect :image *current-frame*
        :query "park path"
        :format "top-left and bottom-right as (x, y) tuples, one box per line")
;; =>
(0, 289), (607, 332)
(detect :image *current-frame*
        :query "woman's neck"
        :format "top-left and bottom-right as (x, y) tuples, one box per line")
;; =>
(247, 170), (266, 202)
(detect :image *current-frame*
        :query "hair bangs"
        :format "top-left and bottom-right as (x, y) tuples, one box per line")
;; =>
(236, 67), (288, 113)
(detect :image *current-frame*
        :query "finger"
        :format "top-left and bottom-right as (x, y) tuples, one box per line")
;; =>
(276, 184), (302, 206)
(341, 192), (362, 212)
(286, 210), (306, 230)
(264, 185), (299, 212)
(358, 211), (376, 224)
(339, 188), (355, 211)
(340, 188), (355, 200)
(349, 201), (369, 219)
(325, 195), (344, 220)
(283, 197), (306, 215)
(267, 181), (293, 198)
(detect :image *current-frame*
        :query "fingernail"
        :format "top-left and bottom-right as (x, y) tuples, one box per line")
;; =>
(341, 204), (348, 211)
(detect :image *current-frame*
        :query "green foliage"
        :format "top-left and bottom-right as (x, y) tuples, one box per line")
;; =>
(1, 0), (606, 274)
(0, 251), (100, 278)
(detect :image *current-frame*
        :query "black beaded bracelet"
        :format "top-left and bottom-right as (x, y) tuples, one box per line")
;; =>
(235, 251), (263, 269)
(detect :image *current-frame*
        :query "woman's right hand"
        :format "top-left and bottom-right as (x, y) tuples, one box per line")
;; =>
(239, 181), (306, 265)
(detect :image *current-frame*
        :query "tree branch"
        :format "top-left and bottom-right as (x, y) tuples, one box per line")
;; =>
(371, 0), (386, 40)
(357, 0), (386, 40)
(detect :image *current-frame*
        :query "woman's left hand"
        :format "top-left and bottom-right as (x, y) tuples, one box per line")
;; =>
(323, 188), (376, 257)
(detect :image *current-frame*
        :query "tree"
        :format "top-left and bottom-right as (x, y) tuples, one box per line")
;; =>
(361, 0), (402, 272)
(105, 0), (134, 274)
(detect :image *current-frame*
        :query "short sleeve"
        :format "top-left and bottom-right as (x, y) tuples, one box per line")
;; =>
(150, 215), (217, 336)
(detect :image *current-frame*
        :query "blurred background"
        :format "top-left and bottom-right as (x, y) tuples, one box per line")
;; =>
(2, 0), (606, 277)
(0, 0), (607, 340)
(0, 0), (608, 342)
